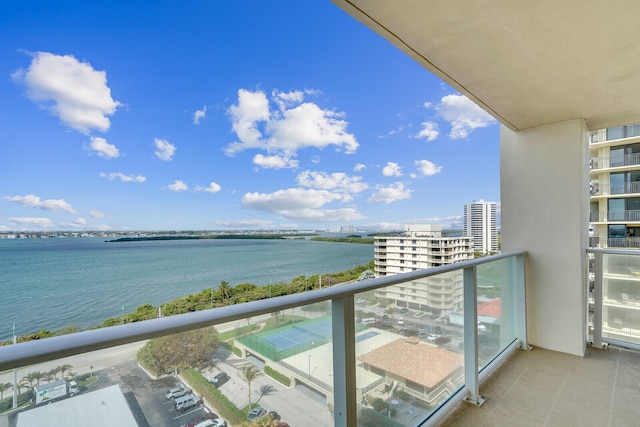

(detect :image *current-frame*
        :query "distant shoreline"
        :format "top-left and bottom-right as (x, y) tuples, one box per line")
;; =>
(106, 233), (316, 242)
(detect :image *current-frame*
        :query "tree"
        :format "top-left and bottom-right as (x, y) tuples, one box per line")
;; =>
(240, 365), (262, 410)
(31, 371), (45, 387)
(21, 372), (38, 389)
(0, 382), (12, 400)
(59, 364), (72, 379)
(218, 280), (231, 306)
(136, 327), (219, 375)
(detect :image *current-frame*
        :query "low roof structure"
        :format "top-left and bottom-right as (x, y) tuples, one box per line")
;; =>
(17, 385), (138, 427)
(357, 338), (463, 389)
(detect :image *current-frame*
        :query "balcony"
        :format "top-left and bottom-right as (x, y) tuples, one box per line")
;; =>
(0, 252), (527, 427)
(590, 237), (640, 249)
(590, 182), (640, 197)
(590, 153), (640, 170)
(590, 210), (640, 223)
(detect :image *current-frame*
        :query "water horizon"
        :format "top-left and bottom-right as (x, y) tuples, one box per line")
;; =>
(0, 237), (373, 341)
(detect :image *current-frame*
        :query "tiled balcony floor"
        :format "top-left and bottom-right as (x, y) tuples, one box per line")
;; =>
(439, 345), (640, 427)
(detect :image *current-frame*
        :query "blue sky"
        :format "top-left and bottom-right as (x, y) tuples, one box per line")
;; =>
(0, 1), (500, 233)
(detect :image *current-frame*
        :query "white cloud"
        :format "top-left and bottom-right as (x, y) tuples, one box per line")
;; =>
(154, 138), (176, 161)
(214, 219), (276, 229)
(4, 194), (76, 214)
(193, 105), (207, 125)
(9, 217), (54, 229)
(57, 218), (88, 230)
(436, 94), (497, 139)
(382, 162), (403, 177)
(297, 171), (368, 193)
(88, 210), (105, 218)
(195, 182), (221, 193)
(225, 89), (358, 165)
(354, 163), (366, 172)
(408, 215), (462, 224)
(86, 136), (120, 159)
(415, 159), (443, 176)
(361, 222), (404, 232)
(415, 121), (439, 142)
(368, 182), (412, 204)
(100, 172), (146, 182)
(272, 89), (304, 110)
(253, 154), (299, 169)
(241, 187), (363, 222)
(167, 180), (188, 192)
(12, 52), (120, 134)
(225, 89), (270, 154)
(423, 102), (432, 108)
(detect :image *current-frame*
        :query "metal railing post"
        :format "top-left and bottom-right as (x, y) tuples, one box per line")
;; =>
(592, 251), (603, 348)
(332, 295), (357, 427)
(462, 266), (485, 406)
(516, 253), (531, 350)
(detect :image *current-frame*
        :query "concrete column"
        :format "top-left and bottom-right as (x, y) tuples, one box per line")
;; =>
(501, 120), (589, 356)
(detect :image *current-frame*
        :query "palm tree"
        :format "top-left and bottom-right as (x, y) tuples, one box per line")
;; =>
(31, 371), (45, 387)
(240, 365), (262, 410)
(59, 364), (73, 379)
(0, 382), (12, 400)
(21, 372), (37, 389)
(219, 280), (231, 305)
(46, 367), (60, 381)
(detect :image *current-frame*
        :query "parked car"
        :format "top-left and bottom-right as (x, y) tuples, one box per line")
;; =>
(247, 407), (267, 420)
(397, 317), (405, 326)
(174, 394), (202, 412)
(194, 419), (226, 427)
(209, 371), (229, 387)
(166, 386), (189, 399)
(426, 334), (440, 342)
(398, 307), (409, 314)
(434, 335), (452, 345)
(478, 322), (487, 332)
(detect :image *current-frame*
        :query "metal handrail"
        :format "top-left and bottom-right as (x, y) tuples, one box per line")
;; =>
(0, 250), (525, 373)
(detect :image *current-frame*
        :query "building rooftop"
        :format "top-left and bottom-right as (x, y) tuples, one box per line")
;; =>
(357, 338), (463, 389)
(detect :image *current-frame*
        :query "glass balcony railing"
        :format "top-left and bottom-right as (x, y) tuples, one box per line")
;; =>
(589, 249), (640, 351)
(0, 251), (527, 427)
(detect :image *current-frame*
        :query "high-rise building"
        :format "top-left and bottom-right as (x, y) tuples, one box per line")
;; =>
(373, 224), (472, 312)
(589, 124), (640, 248)
(463, 200), (498, 254)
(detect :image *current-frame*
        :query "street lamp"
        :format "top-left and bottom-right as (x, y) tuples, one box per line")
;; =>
(308, 354), (312, 377)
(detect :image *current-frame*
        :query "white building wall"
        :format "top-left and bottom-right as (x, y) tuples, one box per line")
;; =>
(501, 120), (589, 357)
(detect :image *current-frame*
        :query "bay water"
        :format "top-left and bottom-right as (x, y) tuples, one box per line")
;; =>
(0, 237), (373, 341)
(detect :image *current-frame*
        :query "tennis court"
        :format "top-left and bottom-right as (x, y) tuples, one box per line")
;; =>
(261, 320), (332, 350)
(237, 317), (333, 360)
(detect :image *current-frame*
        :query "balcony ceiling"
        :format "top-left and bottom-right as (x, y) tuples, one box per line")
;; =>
(332, 0), (640, 131)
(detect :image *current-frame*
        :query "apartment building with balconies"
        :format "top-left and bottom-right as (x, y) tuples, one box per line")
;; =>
(374, 225), (472, 312)
(590, 124), (640, 249)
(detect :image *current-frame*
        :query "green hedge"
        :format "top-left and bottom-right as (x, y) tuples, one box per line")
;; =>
(0, 391), (32, 413)
(358, 407), (404, 427)
(182, 368), (245, 425)
(264, 365), (291, 387)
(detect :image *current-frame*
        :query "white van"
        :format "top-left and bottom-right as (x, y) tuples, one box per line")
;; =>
(360, 317), (376, 325)
(174, 394), (201, 412)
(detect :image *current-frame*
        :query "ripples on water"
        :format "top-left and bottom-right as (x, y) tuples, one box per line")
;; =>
(0, 237), (373, 340)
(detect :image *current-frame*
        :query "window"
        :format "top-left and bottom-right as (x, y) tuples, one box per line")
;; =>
(608, 224), (626, 238)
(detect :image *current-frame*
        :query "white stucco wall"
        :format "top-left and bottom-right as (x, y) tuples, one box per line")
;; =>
(501, 120), (589, 356)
